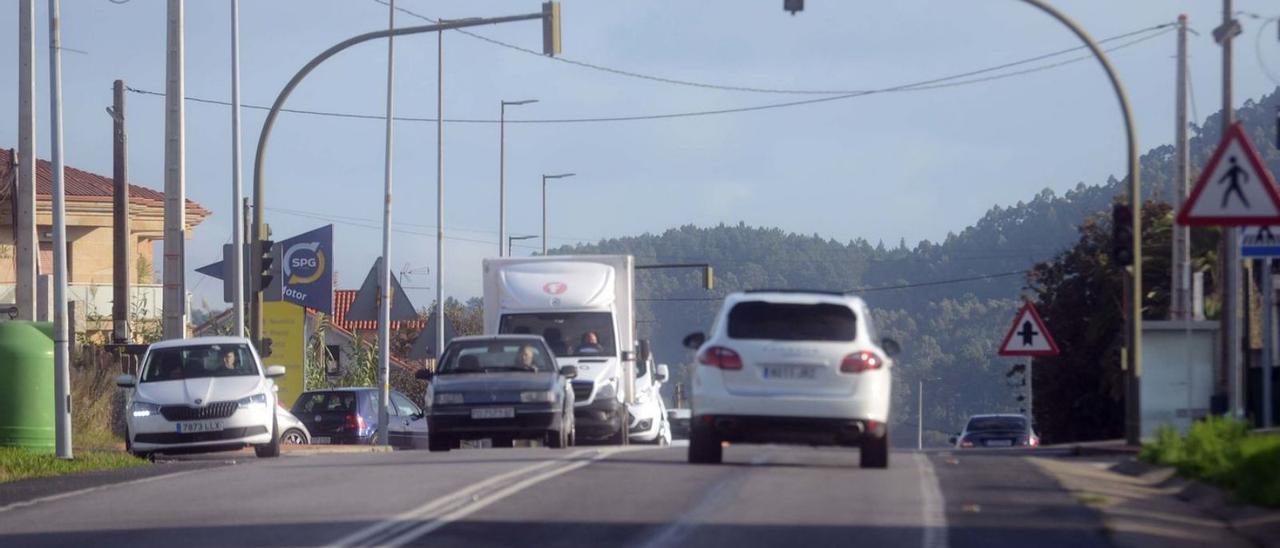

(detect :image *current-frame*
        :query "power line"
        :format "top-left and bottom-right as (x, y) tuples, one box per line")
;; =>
(123, 22), (1172, 126)
(636, 269), (1028, 302)
(376, 0), (1172, 97)
(266, 206), (597, 244)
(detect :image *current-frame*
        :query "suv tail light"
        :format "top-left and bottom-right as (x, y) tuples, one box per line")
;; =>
(344, 413), (367, 432)
(840, 351), (883, 373)
(699, 346), (743, 370)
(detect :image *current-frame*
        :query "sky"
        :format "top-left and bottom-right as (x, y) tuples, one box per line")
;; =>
(1, 0), (1279, 311)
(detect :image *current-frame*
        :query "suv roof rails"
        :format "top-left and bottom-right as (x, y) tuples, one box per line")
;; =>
(742, 289), (849, 296)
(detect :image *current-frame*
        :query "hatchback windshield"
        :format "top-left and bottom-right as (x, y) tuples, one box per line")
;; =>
(966, 416), (1028, 432)
(438, 340), (556, 374)
(141, 343), (257, 382)
(499, 312), (616, 357)
(728, 301), (857, 341)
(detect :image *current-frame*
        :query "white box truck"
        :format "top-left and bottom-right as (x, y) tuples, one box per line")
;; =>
(483, 255), (637, 444)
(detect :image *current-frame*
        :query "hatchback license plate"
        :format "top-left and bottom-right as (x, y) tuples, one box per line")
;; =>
(763, 366), (818, 380)
(312, 436), (330, 445)
(176, 421), (222, 433)
(472, 407), (515, 420)
(986, 439), (1013, 447)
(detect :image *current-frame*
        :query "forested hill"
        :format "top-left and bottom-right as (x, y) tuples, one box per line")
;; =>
(553, 87), (1280, 445)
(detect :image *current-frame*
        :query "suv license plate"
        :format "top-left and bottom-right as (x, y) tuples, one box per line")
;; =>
(176, 421), (222, 433)
(472, 408), (515, 420)
(763, 366), (818, 380)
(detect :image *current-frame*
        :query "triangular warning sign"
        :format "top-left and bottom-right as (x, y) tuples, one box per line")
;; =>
(345, 258), (418, 322)
(998, 302), (1059, 357)
(1177, 122), (1280, 226)
(408, 310), (458, 360)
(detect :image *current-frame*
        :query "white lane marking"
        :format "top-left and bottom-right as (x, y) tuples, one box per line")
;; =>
(326, 451), (587, 548)
(0, 468), (206, 514)
(915, 453), (949, 548)
(637, 451), (772, 548)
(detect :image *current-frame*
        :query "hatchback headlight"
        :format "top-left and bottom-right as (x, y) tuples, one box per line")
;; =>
(520, 390), (556, 403)
(237, 393), (268, 410)
(131, 401), (161, 418)
(435, 392), (464, 405)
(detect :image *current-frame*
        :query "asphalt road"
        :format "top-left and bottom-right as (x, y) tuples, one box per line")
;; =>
(0, 444), (1112, 548)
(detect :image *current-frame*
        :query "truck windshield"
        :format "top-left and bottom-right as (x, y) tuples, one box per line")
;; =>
(499, 312), (617, 358)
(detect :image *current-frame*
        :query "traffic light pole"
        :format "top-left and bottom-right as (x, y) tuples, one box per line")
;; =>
(248, 10), (559, 347)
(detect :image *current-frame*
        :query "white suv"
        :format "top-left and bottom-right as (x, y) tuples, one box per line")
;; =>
(684, 291), (898, 468)
(116, 337), (286, 458)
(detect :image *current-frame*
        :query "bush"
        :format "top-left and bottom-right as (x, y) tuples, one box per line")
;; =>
(70, 359), (125, 450)
(1141, 417), (1279, 508)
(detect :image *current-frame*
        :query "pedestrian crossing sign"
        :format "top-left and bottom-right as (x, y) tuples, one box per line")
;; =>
(998, 301), (1059, 357)
(1240, 226), (1280, 258)
(1177, 122), (1280, 226)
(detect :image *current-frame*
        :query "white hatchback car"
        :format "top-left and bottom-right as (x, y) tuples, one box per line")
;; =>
(684, 290), (898, 468)
(116, 336), (286, 458)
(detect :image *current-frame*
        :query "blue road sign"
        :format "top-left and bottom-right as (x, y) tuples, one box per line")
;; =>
(1241, 225), (1280, 258)
(279, 225), (334, 313)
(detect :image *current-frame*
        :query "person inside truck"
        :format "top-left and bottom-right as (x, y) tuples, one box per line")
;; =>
(577, 331), (604, 354)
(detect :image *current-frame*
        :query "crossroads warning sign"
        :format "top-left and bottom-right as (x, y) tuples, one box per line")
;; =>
(1177, 122), (1280, 226)
(998, 302), (1059, 357)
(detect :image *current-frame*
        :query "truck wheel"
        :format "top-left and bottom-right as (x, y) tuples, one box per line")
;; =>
(860, 428), (889, 469)
(688, 421), (721, 464)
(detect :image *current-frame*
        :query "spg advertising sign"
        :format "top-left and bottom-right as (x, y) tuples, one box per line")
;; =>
(280, 225), (333, 314)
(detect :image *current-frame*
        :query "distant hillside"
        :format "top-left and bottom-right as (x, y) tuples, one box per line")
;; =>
(555, 87), (1280, 446)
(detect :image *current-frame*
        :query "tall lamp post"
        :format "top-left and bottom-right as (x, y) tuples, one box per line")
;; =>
(500, 99), (538, 257)
(541, 173), (576, 255)
(508, 234), (537, 256)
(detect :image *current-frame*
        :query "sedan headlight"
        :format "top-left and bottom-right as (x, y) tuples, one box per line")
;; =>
(131, 401), (162, 418)
(520, 390), (556, 403)
(435, 392), (464, 405)
(237, 393), (268, 410)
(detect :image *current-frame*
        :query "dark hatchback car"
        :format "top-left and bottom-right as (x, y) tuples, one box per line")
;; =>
(290, 388), (429, 449)
(417, 335), (577, 452)
(951, 414), (1039, 449)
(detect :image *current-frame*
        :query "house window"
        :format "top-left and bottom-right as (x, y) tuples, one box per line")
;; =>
(325, 344), (342, 376)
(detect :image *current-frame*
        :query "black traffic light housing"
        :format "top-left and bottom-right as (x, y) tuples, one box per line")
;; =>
(784, 0), (804, 14)
(1110, 203), (1134, 266)
(258, 239), (275, 291)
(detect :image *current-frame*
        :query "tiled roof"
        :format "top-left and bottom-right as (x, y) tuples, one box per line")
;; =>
(330, 289), (427, 333)
(0, 148), (211, 219)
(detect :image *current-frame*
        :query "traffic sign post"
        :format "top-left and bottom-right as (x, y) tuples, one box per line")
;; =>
(999, 301), (1058, 430)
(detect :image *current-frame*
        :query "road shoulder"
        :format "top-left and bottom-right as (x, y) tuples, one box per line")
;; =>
(0, 460), (229, 512)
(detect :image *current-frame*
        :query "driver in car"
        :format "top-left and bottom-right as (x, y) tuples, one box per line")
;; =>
(220, 348), (240, 371)
(514, 344), (539, 371)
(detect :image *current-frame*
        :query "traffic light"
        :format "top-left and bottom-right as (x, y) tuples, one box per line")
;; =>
(541, 2), (561, 56)
(259, 239), (275, 290)
(1110, 203), (1134, 266)
(260, 337), (273, 358)
(784, 0), (804, 14)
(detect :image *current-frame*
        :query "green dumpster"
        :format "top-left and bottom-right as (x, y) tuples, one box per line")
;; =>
(0, 321), (55, 451)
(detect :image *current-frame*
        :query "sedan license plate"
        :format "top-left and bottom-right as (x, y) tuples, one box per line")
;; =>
(176, 421), (222, 434)
(985, 439), (1013, 447)
(763, 365), (818, 380)
(471, 407), (515, 420)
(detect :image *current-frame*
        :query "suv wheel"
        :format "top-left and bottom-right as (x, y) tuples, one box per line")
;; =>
(687, 420), (722, 464)
(860, 427), (889, 469)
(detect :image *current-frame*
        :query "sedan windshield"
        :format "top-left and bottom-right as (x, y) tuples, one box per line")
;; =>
(966, 417), (1027, 432)
(141, 343), (257, 382)
(438, 341), (556, 374)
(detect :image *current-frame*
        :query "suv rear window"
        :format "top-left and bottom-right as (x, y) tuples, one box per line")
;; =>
(292, 392), (360, 415)
(727, 301), (857, 341)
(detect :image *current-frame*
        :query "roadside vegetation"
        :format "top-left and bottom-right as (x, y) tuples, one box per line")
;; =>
(1141, 417), (1280, 507)
(0, 447), (146, 483)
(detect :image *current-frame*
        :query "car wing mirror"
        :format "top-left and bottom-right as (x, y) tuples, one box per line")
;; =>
(655, 364), (670, 383)
(265, 365), (286, 378)
(880, 338), (901, 357)
(559, 365), (579, 379)
(115, 374), (136, 388)
(682, 332), (706, 350)
(415, 369), (434, 382)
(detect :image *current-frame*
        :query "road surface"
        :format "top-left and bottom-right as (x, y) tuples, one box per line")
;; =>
(0, 445), (1112, 547)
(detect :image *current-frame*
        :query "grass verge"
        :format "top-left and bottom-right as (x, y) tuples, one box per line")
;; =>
(1140, 417), (1280, 507)
(0, 447), (147, 483)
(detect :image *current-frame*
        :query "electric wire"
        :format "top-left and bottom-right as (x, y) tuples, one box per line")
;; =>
(635, 269), (1029, 302)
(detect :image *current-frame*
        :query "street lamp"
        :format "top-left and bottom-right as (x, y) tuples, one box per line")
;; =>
(508, 234), (537, 256)
(500, 99), (538, 257)
(541, 172), (575, 255)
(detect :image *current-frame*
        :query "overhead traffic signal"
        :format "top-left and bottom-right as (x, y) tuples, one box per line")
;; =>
(541, 2), (561, 56)
(1110, 203), (1134, 267)
(784, 0), (804, 14)
(259, 239), (275, 291)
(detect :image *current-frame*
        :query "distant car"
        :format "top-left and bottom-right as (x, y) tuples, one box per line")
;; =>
(290, 388), (429, 449)
(418, 335), (577, 452)
(629, 354), (672, 445)
(276, 404), (310, 445)
(952, 414), (1039, 449)
(684, 290), (899, 468)
(667, 408), (692, 439)
(116, 336), (286, 458)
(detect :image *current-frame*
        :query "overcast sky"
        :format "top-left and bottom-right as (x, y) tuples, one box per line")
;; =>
(2, 0), (1278, 309)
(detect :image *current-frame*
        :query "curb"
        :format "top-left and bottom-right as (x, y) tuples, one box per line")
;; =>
(1110, 460), (1280, 548)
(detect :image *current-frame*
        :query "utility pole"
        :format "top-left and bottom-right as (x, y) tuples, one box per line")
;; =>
(111, 80), (130, 344)
(1219, 0), (1244, 419)
(1172, 14), (1191, 320)
(48, 0), (72, 459)
(435, 27), (445, 376)
(162, 0), (187, 340)
(917, 380), (923, 451)
(377, 0), (395, 447)
(16, 0), (36, 321)
(231, 0), (245, 338)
